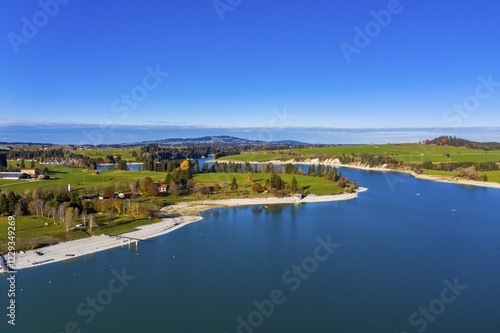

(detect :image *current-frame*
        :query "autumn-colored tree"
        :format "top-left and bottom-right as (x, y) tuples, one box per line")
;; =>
(247, 172), (253, 182)
(251, 182), (263, 193)
(130, 202), (148, 218)
(58, 203), (66, 227)
(140, 177), (154, 193)
(180, 160), (190, 171)
(65, 207), (78, 231)
(81, 209), (88, 227)
(103, 185), (115, 198)
(113, 200), (123, 215)
(168, 182), (180, 196)
(147, 182), (159, 196)
(89, 214), (95, 230)
(129, 181), (137, 194)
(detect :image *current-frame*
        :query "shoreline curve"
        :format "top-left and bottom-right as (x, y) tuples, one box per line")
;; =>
(3, 188), (367, 272)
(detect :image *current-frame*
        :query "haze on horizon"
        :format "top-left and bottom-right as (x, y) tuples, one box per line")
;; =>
(1, 0), (499, 140)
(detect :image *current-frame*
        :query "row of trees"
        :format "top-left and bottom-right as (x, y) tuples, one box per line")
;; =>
(142, 158), (199, 173)
(139, 144), (240, 162)
(0, 182), (159, 231)
(6, 146), (65, 161)
(359, 153), (401, 168)
(417, 161), (498, 172)
(0, 185), (82, 217)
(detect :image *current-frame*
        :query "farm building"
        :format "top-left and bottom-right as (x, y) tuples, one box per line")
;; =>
(0, 172), (30, 180)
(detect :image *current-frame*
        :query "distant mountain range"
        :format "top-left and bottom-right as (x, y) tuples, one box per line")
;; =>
(133, 135), (310, 146)
(0, 135), (311, 147)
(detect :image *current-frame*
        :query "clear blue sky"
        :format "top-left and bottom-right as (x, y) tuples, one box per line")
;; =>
(1, 0), (499, 133)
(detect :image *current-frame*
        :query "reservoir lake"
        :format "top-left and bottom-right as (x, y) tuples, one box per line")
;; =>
(2, 168), (500, 332)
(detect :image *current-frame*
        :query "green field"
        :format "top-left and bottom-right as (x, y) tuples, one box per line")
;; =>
(423, 169), (500, 183)
(220, 144), (500, 164)
(193, 172), (344, 196)
(71, 147), (140, 161)
(0, 165), (166, 192)
(0, 163), (346, 196)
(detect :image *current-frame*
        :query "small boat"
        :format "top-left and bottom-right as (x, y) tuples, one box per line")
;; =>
(451, 209), (456, 212)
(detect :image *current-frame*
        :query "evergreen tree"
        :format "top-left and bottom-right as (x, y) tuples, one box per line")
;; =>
(192, 160), (199, 174)
(269, 172), (284, 190)
(317, 164), (324, 177)
(291, 177), (298, 193)
(285, 163), (297, 174)
(7, 191), (18, 214)
(230, 177), (238, 191)
(118, 160), (128, 170)
(0, 153), (7, 171)
(0, 193), (8, 214)
(307, 164), (316, 176)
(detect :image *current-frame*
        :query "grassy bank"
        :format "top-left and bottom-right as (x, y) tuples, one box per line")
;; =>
(423, 169), (500, 183)
(219, 144), (500, 164)
(0, 214), (161, 253)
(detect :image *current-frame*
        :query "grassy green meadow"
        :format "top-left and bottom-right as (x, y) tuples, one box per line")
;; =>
(0, 214), (161, 253)
(0, 165), (166, 192)
(423, 169), (500, 183)
(71, 147), (140, 160)
(219, 144), (500, 164)
(193, 172), (344, 196)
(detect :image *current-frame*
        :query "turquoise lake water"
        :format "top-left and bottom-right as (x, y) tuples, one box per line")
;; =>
(1, 168), (500, 332)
